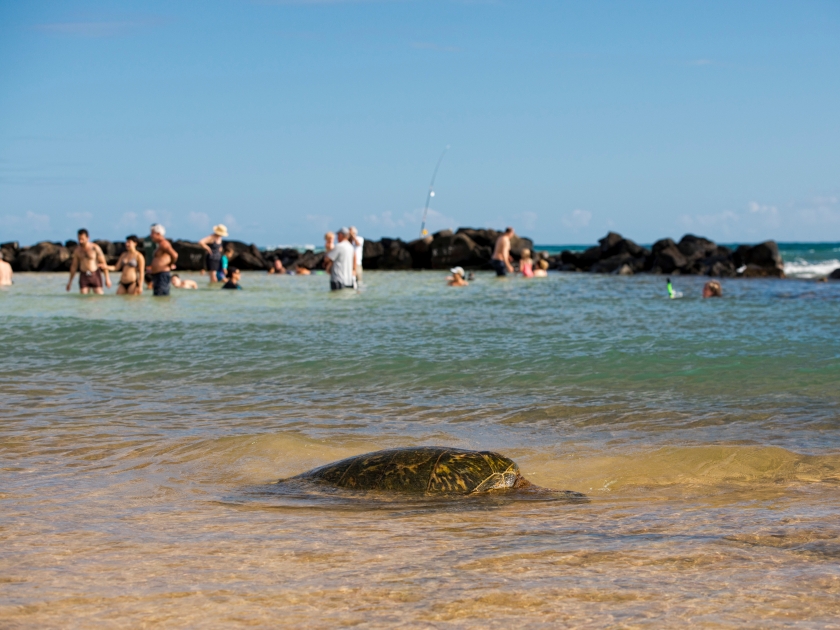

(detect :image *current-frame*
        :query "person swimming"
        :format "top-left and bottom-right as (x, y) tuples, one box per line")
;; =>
(667, 278), (683, 299)
(171, 274), (198, 289)
(533, 259), (549, 277)
(703, 280), (723, 298)
(448, 266), (469, 287)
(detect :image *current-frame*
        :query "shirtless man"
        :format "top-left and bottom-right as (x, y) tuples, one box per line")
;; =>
(148, 224), (178, 296)
(66, 228), (111, 294)
(0, 251), (12, 286)
(491, 227), (515, 276)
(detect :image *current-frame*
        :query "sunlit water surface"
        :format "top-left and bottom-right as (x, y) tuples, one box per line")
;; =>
(2, 271), (840, 627)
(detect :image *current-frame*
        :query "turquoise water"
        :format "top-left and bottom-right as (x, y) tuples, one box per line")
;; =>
(2, 271), (840, 626)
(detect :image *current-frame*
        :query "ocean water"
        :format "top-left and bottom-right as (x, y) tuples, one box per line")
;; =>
(2, 271), (840, 627)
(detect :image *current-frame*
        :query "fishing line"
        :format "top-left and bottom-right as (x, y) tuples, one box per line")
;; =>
(420, 145), (450, 237)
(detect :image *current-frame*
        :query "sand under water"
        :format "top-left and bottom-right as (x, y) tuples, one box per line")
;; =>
(2, 271), (839, 627)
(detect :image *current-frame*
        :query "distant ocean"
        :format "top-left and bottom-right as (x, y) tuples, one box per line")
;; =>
(536, 241), (840, 278)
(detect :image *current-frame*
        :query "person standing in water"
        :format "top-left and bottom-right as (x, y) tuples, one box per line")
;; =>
(110, 235), (145, 295)
(349, 226), (364, 285)
(0, 251), (12, 286)
(199, 224), (228, 284)
(149, 224), (178, 296)
(66, 228), (111, 294)
(491, 227), (515, 277)
(519, 249), (535, 278)
(324, 227), (356, 291)
(324, 231), (335, 254)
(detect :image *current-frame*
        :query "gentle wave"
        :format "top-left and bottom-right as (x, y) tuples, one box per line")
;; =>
(783, 258), (840, 278)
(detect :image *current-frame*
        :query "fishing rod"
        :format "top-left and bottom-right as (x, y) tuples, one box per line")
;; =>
(419, 145), (450, 237)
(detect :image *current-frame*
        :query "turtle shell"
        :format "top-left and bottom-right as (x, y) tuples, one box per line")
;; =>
(293, 447), (521, 494)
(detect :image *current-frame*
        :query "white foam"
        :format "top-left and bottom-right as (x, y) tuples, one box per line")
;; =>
(783, 258), (840, 279)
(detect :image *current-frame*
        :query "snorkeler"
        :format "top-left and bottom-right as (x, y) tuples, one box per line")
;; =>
(666, 278), (683, 299)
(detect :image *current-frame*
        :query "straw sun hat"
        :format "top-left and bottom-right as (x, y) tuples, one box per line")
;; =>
(213, 224), (229, 237)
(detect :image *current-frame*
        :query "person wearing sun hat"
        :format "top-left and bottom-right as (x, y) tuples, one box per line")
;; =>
(199, 224), (229, 284)
(447, 266), (468, 287)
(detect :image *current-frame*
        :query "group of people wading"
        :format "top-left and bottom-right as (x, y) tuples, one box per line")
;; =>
(66, 224), (201, 296)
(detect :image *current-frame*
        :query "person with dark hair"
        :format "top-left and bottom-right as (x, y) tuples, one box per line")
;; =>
(66, 228), (111, 294)
(148, 224), (178, 296)
(109, 235), (145, 295)
(491, 227), (515, 276)
(222, 267), (242, 290)
(171, 274), (198, 289)
(219, 244), (235, 281)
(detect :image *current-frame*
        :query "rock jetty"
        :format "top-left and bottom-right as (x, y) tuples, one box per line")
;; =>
(0, 229), (785, 278)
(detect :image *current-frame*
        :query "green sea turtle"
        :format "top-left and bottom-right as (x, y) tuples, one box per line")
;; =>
(284, 446), (583, 497)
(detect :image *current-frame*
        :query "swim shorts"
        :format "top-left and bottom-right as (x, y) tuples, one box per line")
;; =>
(491, 259), (508, 276)
(152, 271), (171, 296)
(79, 270), (103, 289)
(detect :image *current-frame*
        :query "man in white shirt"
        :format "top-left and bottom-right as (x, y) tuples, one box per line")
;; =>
(349, 226), (364, 284)
(324, 227), (357, 291)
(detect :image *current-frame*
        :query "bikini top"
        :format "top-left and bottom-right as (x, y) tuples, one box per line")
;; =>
(125, 258), (138, 268)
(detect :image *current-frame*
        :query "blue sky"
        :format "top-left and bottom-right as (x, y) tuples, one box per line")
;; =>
(1, 1), (839, 246)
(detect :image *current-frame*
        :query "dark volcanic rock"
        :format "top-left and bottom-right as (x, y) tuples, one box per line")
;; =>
(406, 236), (434, 269)
(828, 268), (840, 280)
(94, 240), (124, 265)
(223, 240), (268, 270)
(295, 250), (325, 270)
(362, 240), (385, 269)
(430, 232), (490, 269)
(16, 241), (71, 272)
(378, 239), (413, 270)
(1, 241), (19, 267)
(677, 234), (717, 262)
(650, 239), (688, 274)
(172, 240), (208, 271)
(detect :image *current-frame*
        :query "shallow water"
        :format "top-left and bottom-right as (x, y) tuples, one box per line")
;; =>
(2, 271), (840, 627)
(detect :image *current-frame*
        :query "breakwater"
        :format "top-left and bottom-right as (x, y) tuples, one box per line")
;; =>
(1, 228), (788, 278)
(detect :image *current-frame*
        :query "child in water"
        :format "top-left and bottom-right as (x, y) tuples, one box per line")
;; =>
(519, 249), (535, 278)
(171, 274), (198, 289)
(219, 245), (235, 281)
(533, 259), (549, 277)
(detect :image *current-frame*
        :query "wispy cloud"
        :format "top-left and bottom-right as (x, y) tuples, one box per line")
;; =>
(689, 59), (713, 67)
(561, 208), (591, 231)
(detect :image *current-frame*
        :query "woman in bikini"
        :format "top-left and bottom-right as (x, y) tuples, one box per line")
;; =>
(111, 235), (145, 295)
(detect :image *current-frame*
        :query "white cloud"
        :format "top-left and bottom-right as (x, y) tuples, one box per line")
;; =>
(561, 209), (592, 230)
(746, 201), (780, 228)
(363, 208), (457, 236)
